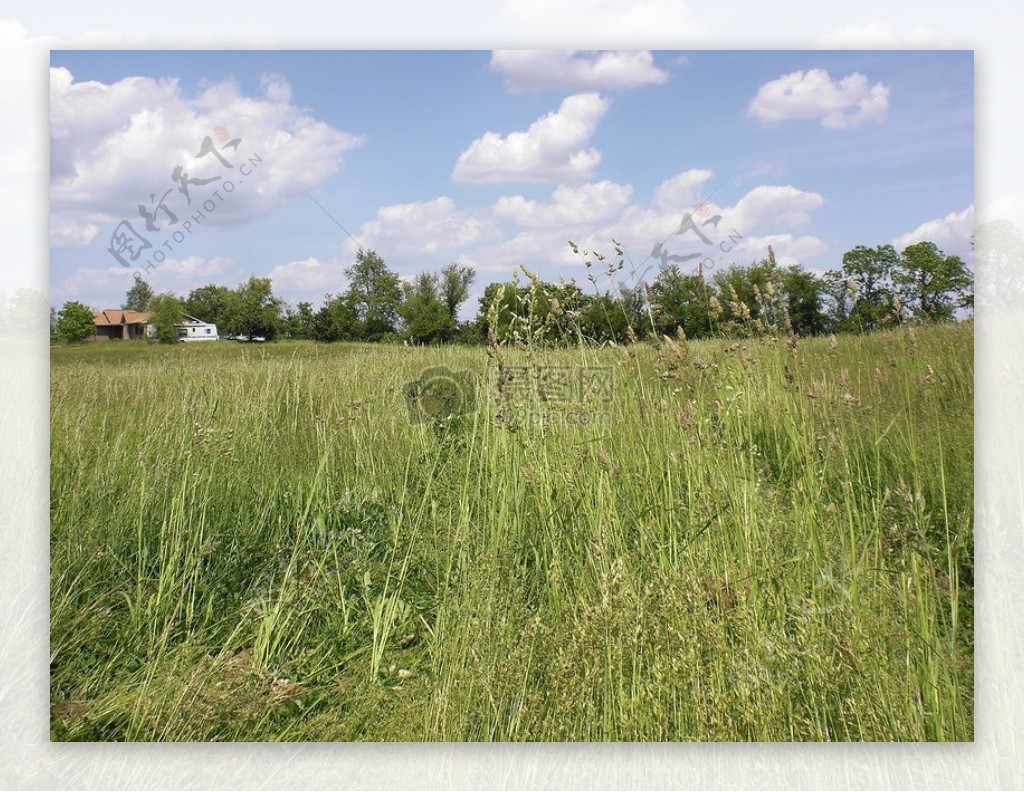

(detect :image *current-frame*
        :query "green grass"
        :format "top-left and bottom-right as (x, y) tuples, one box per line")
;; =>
(50, 323), (973, 741)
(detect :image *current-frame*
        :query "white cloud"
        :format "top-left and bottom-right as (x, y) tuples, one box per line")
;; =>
(654, 169), (713, 212)
(748, 69), (890, 129)
(52, 255), (236, 308)
(50, 66), (364, 248)
(266, 256), (347, 304)
(347, 197), (500, 261)
(490, 50), (669, 94)
(452, 93), (609, 184)
(492, 181), (634, 227)
(50, 215), (100, 248)
(893, 205), (974, 259)
(334, 171), (828, 290)
(729, 185), (825, 232)
(726, 234), (829, 269)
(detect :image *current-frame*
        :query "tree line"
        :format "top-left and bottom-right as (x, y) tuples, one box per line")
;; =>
(52, 240), (972, 345)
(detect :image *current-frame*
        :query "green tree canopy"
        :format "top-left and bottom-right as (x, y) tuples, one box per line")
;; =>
(313, 293), (359, 342)
(147, 293), (185, 344)
(54, 301), (96, 343)
(184, 284), (234, 328)
(122, 278), (154, 312)
(829, 244), (899, 332)
(894, 241), (973, 322)
(439, 262), (476, 322)
(344, 250), (403, 341)
(224, 277), (284, 340)
(399, 272), (455, 344)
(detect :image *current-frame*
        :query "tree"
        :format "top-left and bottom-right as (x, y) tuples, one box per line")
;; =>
(780, 266), (828, 336)
(439, 262), (475, 324)
(148, 293), (185, 343)
(650, 264), (716, 339)
(54, 301), (96, 343)
(399, 272), (455, 344)
(184, 284), (234, 329)
(894, 241), (973, 322)
(829, 245), (899, 332)
(122, 278), (154, 311)
(344, 249), (403, 341)
(579, 292), (632, 343)
(224, 277), (284, 340)
(313, 293), (359, 342)
(284, 301), (316, 340)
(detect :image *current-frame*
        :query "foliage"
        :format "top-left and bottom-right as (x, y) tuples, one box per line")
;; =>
(122, 278), (154, 312)
(184, 284), (235, 329)
(284, 301), (316, 340)
(345, 249), (404, 341)
(312, 293), (359, 342)
(894, 241), (973, 322)
(223, 277), (284, 341)
(439, 262), (475, 322)
(148, 293), (185, 344)
(827, 245), (900, 332)
(54, 300), (95, 344)
(398, 272), (456, 344)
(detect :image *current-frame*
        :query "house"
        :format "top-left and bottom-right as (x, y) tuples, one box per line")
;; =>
(174, 314), (219, 341)
(92, 309), (151, 341)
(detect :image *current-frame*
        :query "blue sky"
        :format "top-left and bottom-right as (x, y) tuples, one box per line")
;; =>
(49, 49), (973, 316)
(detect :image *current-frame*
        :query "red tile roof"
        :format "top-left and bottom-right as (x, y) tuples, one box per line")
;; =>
(92, 309), (152, 326)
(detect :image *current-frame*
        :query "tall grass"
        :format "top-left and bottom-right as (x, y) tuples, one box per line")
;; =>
(50, 323), (972, 741)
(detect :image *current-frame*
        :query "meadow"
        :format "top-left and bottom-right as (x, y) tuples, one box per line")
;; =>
(50, 322), (973, 741)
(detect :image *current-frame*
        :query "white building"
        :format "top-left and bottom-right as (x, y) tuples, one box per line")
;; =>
(145, 314), (219, 341)
(177, 315), (219, 341)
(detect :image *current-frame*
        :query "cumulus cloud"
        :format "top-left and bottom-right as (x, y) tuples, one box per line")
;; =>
(654, 169), (713, 212)
(729, 185), (825, 232)
(490, 50), (669, 94)
(726, 234), (829, 269)
(748, 69), (890, 129)
(893, 205), (974, 259)
(346, 197), (501, 260)
(343, 167), (829, 286)
(265, 256), (348, 304)
(50, 66), (364, 248)
(50, 215), (100, 248)
(52, 255), (237, 308)
(493, 181), (634, 227)
(452, 93), (609, 184)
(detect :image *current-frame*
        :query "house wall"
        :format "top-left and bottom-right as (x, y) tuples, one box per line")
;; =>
(181, 323), (219, 341)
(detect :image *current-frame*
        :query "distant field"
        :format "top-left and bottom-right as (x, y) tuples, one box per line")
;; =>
(50, 324), (973, 741)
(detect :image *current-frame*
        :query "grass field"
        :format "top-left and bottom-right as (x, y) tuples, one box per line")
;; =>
(50, 323), (973, 741)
